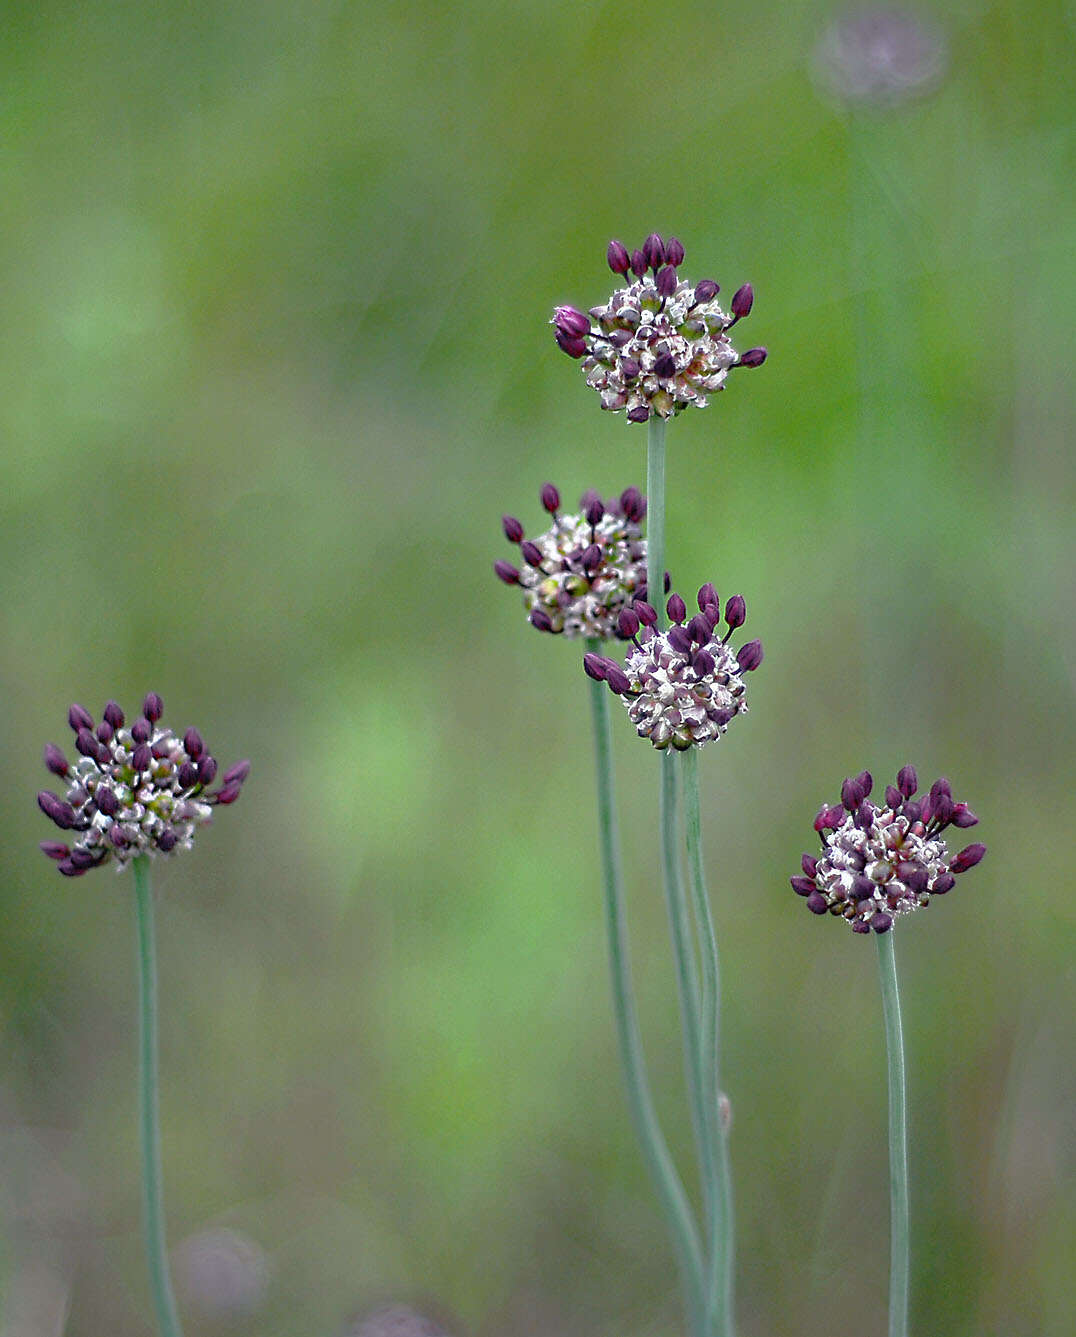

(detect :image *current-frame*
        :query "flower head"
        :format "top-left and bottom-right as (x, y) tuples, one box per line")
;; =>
(37, 694), (249, 876)
(494, 483), (651, 639)
(791, 767), (985, 933)
(812, 6), (947, 107)
(585, 584), (763, 749)
(552, 235), (766, 421)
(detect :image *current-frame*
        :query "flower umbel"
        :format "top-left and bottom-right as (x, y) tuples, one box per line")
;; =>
(792, 767), (985, 933)
(552, 234), (766, 422)
(38, 693), (250, 876)
(494, 483), (651, 639)
(585, 584), (763, 749)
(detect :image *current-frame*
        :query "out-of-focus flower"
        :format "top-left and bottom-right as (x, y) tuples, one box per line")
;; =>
(173, 1227), (269, 1319)
(37, 694), (249, 876)
(344, 1304), (455, 1337)
(585, 584), (763, 749)
(552, 235), (766, 421)
(494, 483), (652, 638)
(812, 6), (947, 107)
(791, 767), (985, 933)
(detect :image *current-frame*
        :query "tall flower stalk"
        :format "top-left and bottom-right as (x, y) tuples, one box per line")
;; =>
(876, 928), (909, 1337)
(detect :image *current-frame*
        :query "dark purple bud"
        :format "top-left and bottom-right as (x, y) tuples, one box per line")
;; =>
(37, 791), (75, 829)
(132, 744), (152, 772)
(67, 703), (93, 732)
(852, 920), (871, 934)
(897, 862), (929, 892)
(520, 541), (544, 568)
(151, 738), (170, 760)
(607, 239), (631, 274)
(854, 800), (874, 830)
(581, 543), (602, 572)
(885, 785), (902, 809)
(790, 875), (816, 896)
(177, 761), (199, 789)
(618, 608), (640, 639)
(930, 872), (955, 894)
(502, 515), (524, 543)
(693, 279), (719, 304)
(540, 483), (560, 514)
(218, 781), (244, 805)
(932, 792), (955, 826)
(950, 843), (986, 874)
(634, 600), (657, 627)
(95, 786), (119, 816)
(736, 639), (764, 671)
(75, 728), (98, 759)
(529, 609), (554, 633)
(40, 841), (70, 860)
(856, 770), (873, 798)
(223, 759), (251, 785)
(627, 404), (651, 423)
(666, 593), (686, 623)
(95, 721), (113, 744)
(841, 775), (864, 810)
(870, 911), (893, 934)
(738, 347), (768, 368)
(897, 764), (918, 797)
(617, 356), (640, 381)
(697, 583), (718, 612)
(643, 232), (665, 269)
(555, 328), (587, 358)
(724, 595), (746, 630)
(903, 799), (922, 824)
(158, 829), (178, 852)
(653, 352), (676, 379)
(56, 859), (86, 878)
(143, 693), (164, 723)
(668, 626), (693, 654)
(665, 236), (685, 266)
(583, 653), (608, 682)
(103, 700), (125, 729)
(630, 248), (648, 278)
(585, 496), (605, 527)
(731, 283), (754, 318)
(691, 649), (715, 676)
(493, 560), (520, 585)
(801, 853), (818, 878)
(182, 727), (204, 759)
(43, 743), (69, 777)
(656, 265), (678, 298)
(687, 614), (711, 644)
(69, 848), (96, 870)
(198, 755), (218, 785)
(553, 304), (590, 338)
(850, 874), (875, 901)
(620, 486), (645, 521)
(131, 717), (152, 743)
(605, 667), (632, 695)
(702, 602), (720, 629)
(814, 804), (840, 832)
(929, 776), (952, 805)
(806, 892), (829, 915)
(952, 804), (979, 828)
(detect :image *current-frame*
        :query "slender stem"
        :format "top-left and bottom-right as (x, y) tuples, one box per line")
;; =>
(585, 645), (706, 1334)
(133, 857), (184, 1337)
(647, 415), (666, 626)
(681, 748), (736, 1337)
(876, 930), (910, 1337)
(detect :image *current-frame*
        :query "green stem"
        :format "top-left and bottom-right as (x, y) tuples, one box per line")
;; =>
(876, 930), (910, 1337)
(133, 857), (184, 1337)
(585, 645), (706, 1334)
(646, 415), (666, 626)
(681, 748), (736, 1337)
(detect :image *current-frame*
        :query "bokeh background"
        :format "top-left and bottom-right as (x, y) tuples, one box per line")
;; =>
(2, 1), (1074, 1334)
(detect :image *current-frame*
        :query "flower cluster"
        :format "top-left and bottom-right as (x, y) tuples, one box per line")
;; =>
(791, 767), (985, 933)
(584, 584), (763, 750)
(552, 234), (766, 422)
(37, 694), (250, 877)
(494, 483), (652, 639)
(812, 6), (947, 107)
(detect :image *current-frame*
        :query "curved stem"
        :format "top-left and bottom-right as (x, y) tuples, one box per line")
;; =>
(133, 857), (184, 1337)
(646, 415), (667, 626)
(585, 646), (706, 1334)
(682, 748), (736, 1337)
(876, 930), (910, 1337)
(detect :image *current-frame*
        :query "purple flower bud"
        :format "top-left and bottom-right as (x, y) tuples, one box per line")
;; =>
(932, 792), (955, 826)
(736, 639), (763, 671)
(40, 841), (70, 860)
(182, 727), (204, 759)
(620, 486), (645, 521)
(223, 759), (251, 785)
(870, 911), (893, 933)
(667, 626), (693, 654)
(801, 854), (818, 878)
(791, 876), (816, 896)
(69, 848), (96, 869)
(131, 717), (152, 743)
(724, 595), (746, 630)
(806, 892), (829, 915)
(693, 279), (719, 304)
(605, 667), (632, 695)
(814, 804), (841, 832)
(856, 770), (873, 798)
(849, 874), (875, 901)
(656, 265), (678, 297)
(198, 755), (218, 785)
(75, 728), (98, 759)
(96, 721), (114, 744)
(618, 608), (640, 639)
(583, 653), (609, 681)
(952, 804), (979, 828)
(929, 776), (952, 804)
(158, 829), (178, 852)
(103, 700), (125, 729)
(931, 872), (955, 894)
(691, 649), (715, 676)
(502, 515), (524, 543)
(626, 405), (651, 423)
(68, 703), (93, 732)
(666, 593), (686, 623)
(38, 791), (75, 829)
(630, 248), (648, 278)
(950, 843), (986, 873)
(897, 862), (929, 892)
(697, 583), (718, 612)
(841, 775), (865, 811)
(530, 609), (554, 633)
(653, 352), (676, 379)
(687, 614), (711, 644)
(96, 785), (119, 816)
(738, 347), (768, 367)
(885, 785), (902, 808)
(607, 239), (631, 274)
(132, 743), (152, 772)
(520, 541), (544, 568)
(540, 483), (560, 514)
(634, 600), (658, 627)
(151, 738), (171, 760)
(143, 692), (164, 723)
(216, 782), (242, 805)
(854, 800), (873, 829)
(581, 543), (602, 572)
(585, 496), (605, 527)
(178, 761), (199, 789)
(43, 743), (69, 777)
(665, 236), (685, 266)
(897, 765), (918, 797)
(56, 859), (85, 877)
(493, 560), (520, 585)
(903, 799), (922, 824)
(554, 328), (588, 358)
(554, 305), (591, 338)
(643, 232), (665, 269)
(731, 283), (754, 318)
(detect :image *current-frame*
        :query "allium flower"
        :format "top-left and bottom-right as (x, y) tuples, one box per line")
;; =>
(585, 584), (763, 749)
(812, 6), (947, 107)
(37, 694), (249, 877)
(552, 235), (766, 421)
(494, 483), (651, 638)
(791, 767), (985, 933)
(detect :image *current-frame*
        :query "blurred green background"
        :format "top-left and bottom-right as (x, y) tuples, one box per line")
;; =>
(2, 1), (1074, 1333)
